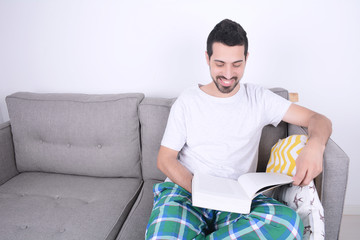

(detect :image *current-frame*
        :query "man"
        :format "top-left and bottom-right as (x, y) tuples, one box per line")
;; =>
(146, 19), (332, 239)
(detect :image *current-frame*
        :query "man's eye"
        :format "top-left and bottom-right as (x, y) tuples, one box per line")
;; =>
(233, 64), (241, 68)
(216, 64), (224, 67)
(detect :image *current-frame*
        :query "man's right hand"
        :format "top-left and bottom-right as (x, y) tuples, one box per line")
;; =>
(157, 145), (193, 193)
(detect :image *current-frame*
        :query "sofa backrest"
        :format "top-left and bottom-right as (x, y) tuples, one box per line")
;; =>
(6, 92), (144, 178)
(139, 98), (175, 181)
(257, 88), (289, 172)
(139, 88), (289, 181)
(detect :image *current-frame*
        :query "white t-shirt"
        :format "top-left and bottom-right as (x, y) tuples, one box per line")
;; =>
(161, 83), (292, 180)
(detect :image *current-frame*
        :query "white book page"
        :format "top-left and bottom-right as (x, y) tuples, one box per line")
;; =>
(193, 171), (248, 200)
(237, 172), (293, 198)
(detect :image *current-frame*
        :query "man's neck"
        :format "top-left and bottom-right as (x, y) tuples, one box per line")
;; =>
(199, 82), (240, 98)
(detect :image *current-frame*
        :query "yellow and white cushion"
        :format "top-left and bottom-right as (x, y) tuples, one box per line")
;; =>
(266, 135), (325, 240)
(266, 134), (307, 176)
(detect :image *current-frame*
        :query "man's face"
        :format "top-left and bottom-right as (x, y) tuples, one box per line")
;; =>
(206, 42), (248, 95)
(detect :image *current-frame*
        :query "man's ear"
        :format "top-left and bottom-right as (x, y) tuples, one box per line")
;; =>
(245, 52), (250, 61)
(205, 51), (210, 66)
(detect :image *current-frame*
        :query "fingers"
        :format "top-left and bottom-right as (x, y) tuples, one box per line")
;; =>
(292, 147), (323, 186)
(299, 172), (313, 186)
(293, 168), (318, 186)
(292, 169), (306, 186)
(301, 173), (313, 186)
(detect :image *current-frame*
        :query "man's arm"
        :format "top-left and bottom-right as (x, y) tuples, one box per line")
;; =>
(157, 146), (194, 193)
(282, 104), (332, 186)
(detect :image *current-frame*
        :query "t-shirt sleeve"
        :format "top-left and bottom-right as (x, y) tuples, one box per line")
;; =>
(160, 98), (187, 151)
(262, 88), (292, 127)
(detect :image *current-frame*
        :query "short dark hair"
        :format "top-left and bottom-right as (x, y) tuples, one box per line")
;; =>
(206, 19), (248, 59)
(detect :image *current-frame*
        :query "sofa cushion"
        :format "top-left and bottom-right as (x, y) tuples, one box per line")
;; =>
(6, 92), (144, 178)
(266, 134), (325, 240)
(266, 134), (308, 176)
(116, 180), (161, 240)
(139, 98), (175, 181)
(0, 172), (142, 240)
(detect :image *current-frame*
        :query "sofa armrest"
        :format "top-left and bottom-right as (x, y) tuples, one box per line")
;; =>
(0, 121), (18, 185)
(288, 124), (350, 240)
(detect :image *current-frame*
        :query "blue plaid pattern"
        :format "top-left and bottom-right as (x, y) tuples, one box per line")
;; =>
(146, 182), (303, 239)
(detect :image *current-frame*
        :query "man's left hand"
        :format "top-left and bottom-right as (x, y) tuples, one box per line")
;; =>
(292, 140), (325, 186)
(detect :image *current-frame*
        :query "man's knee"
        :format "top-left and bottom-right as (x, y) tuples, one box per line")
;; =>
(251, 197), (304, 239)
(146, 182), (206, 240)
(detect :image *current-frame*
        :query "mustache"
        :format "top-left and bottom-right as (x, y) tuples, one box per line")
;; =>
(216, 76), (238, 81)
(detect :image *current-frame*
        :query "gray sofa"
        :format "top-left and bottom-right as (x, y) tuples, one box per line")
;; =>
(0, 89), (349, 240)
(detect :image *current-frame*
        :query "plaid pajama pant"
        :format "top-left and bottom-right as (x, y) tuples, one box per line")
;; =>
(146, 182), (303, 240)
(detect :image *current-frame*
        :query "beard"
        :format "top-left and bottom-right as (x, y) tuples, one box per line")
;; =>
(212, 75), (239, 94)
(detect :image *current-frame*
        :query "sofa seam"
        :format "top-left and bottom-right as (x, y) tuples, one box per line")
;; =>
(138, 103), (144, 180)
(116, 182), (146, 239)
(0, 122), (19, 184)
(0, 121), (11, 130)
(102, 179), (144, 240)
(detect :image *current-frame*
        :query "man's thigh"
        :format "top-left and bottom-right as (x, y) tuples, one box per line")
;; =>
(208, 194), (304, 240)
(145, 182), (209, 240)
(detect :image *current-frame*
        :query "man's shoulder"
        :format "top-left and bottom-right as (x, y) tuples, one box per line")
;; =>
(242, 83), (265, 92)
(241, 83), (269, 98)
(169, 86), (200, 111)
(177, 86), (200, 101)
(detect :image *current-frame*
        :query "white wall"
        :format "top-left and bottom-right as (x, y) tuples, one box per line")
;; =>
(1, 0), (359, 212)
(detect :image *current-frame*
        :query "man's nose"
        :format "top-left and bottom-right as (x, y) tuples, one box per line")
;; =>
(223, 65), (234, 79)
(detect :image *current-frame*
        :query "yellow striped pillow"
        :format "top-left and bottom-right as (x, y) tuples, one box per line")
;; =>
(266, 135), (308, 177)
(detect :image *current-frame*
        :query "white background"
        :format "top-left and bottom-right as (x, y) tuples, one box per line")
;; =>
(1, 0), (359, 212)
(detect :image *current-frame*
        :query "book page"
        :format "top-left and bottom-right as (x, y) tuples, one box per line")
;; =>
(192, 171), (248, 199)
(192, 171), (253, 213)
(237, 172), (293, 198)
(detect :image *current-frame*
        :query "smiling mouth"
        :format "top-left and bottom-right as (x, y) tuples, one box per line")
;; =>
(217, 76), (237, 87)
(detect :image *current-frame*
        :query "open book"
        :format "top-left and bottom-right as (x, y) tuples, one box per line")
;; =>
(192, 171), (293, 214)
